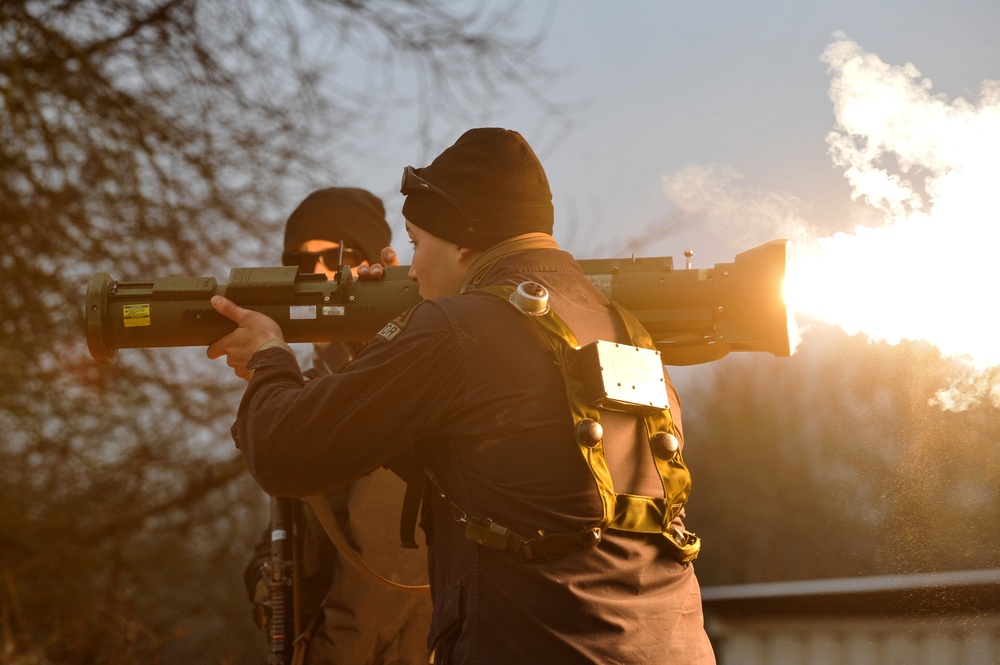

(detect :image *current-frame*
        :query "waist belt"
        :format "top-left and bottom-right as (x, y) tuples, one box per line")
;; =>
(425, 466), (697, 562)
(424, 468), (601, 561)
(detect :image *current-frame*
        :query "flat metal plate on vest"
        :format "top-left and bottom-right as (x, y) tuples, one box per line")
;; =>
(576, 340), (669, 414)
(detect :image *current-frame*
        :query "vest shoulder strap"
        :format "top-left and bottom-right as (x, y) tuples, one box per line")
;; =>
(476, 283), (700, 562)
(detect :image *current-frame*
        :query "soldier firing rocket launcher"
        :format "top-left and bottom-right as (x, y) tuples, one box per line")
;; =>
(86, 240), (792, 367)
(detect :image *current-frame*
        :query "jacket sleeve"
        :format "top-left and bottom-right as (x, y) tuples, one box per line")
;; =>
(233, 302), (467, 497)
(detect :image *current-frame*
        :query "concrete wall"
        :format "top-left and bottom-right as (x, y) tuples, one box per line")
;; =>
(707, 613), (1000, 665)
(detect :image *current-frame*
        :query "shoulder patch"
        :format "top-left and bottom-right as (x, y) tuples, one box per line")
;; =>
(377, 307), (415, 341)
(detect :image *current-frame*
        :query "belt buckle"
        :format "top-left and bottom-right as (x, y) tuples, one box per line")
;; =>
(668, 526), (689, 547)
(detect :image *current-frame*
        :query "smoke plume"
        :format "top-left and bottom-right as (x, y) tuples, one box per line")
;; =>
(664, 32), (1000, 411)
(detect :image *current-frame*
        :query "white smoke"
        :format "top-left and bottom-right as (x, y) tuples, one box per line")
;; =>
(663, 32), (1000, 411)
(661, 163), (815, 252)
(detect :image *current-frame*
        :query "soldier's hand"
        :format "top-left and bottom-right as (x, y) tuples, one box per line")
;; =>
(356, 246), (400, 280)
(207, 296), (285, 381)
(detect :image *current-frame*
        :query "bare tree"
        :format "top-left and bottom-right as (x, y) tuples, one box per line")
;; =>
(682, 321), (1000, 588)
(0, 1), (555, 661)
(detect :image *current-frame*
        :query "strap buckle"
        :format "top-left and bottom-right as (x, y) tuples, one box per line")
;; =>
(664, 528), (701, 563)
(464, 517), (520, 551)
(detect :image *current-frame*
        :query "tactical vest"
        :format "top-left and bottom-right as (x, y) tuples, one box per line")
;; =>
(401, 283), (700, 564)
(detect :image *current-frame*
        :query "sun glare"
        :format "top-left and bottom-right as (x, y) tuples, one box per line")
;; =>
(781, 34), (1000, 409)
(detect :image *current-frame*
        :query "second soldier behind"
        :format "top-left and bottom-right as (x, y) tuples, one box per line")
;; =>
(244, 186), (432, 664)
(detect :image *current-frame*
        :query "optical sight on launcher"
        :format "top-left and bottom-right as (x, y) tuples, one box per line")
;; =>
(86, 240), (792, 367)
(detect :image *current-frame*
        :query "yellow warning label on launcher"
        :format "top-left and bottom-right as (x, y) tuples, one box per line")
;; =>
(123, 304), (151, 328)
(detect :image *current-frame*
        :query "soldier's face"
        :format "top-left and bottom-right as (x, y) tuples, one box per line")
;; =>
(405, 221), (470, 300)
(296, 239), (368, 280)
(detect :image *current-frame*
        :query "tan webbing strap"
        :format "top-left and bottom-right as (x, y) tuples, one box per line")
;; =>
(608, 301), (695, 532)
(304, 494), (430, 594)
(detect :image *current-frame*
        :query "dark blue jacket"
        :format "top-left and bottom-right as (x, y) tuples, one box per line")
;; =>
(235, 248), (715, 664)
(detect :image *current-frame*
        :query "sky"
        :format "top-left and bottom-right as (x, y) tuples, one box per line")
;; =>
(327, 0), (1000, 408)
(342, 0), (1000, 263)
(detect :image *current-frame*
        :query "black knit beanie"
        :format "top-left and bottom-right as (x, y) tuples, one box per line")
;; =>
(283, 187), (391, 263)
(401, 128), (554, 249)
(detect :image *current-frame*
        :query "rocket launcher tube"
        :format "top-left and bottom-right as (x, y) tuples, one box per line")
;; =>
(85, 265), (421, 364)
(86, 240), (791, 367)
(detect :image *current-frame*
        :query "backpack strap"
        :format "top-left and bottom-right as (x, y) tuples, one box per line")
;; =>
(306, 494), (430, 594)
(398, 471), (425, 549)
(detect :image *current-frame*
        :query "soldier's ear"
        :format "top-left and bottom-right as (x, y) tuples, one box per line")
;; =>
(457, 246), (484, 265)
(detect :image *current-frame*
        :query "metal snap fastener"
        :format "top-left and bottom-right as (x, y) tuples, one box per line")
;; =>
(650, 431), (679, 459)
(576, 418), (603, 448)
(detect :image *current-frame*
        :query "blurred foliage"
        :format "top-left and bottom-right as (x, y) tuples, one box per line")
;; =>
(684, 320), (1000, 587)
(0, 0), (551, 662)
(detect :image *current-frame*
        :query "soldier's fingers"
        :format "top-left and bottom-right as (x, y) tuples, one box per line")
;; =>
(210, 295), (248, 324)
(381, 246), (399, 266)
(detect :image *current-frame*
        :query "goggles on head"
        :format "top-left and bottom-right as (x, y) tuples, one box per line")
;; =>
(400, 165), (480, 222)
